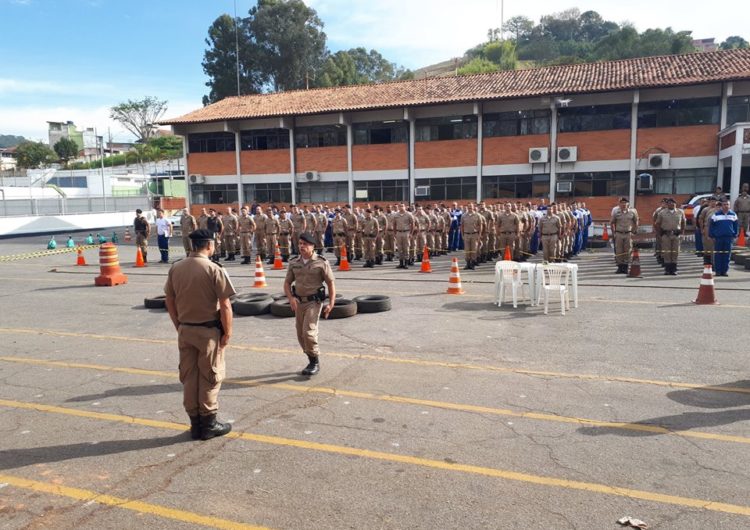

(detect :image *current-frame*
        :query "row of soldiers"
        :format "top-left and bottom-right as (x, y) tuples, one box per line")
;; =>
(177, 201), (594, 271)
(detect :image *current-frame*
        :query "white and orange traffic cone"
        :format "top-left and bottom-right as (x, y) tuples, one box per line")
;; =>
(339, 243), (351, 272)
(503, 245), (512, 261)
(273, 243), (284, 270)
(693, 264), (718, 305)
(134, 247), (146, 268)
(446, 257), (465, 295)
(124, 228), (132, 242)
(419, 245), (432, 273)
(627, 247), (642, 278)
(253, 255), (268, 288)
(76, 246), (86, 266)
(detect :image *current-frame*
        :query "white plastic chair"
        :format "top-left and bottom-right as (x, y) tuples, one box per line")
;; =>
(540, 264), (570, 315)
(494, 261), (527, 308)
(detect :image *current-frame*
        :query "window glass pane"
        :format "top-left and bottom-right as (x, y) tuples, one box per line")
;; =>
(558, 105), (631, 132)
(415, 116), (478, 142)
(638, 98), (720, 128)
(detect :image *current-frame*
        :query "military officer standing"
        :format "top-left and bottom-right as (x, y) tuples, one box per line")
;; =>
(290, 206), (306, 256)
(238, 206), (256, 264)
(278, 212), (294, 261)
(610, 197), (639, 274)
(392, 203), (416, 269)
(699, 196), (719, 266)
(284, 233), (336, 376)
(222, 207), (239, 261)
(734, 183), (750, 245)
(330, 209), (348, 266)
(342, 205), (359, 260)
(539, 204), (563, 263)
(461, 203), (484, 270)
(264, 208), (280, 264)
(197, 208), (209, 230)
(164, 229), (236, 440)
(133, 208), (151, 264)
(314, 206), (328, 254)
(652, 198), (667, 265)
(180, 208), (197, 255)
(253, 206), (268, 262)
(374, 206), (388, 264)
(360, 209), (379, 268)
(496, 203), (520, 260)
(654, 198), (686, 275)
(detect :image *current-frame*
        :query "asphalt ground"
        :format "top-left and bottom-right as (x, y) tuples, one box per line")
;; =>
(0, 232), (749, 529)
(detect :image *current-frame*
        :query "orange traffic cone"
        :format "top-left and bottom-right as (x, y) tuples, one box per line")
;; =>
(627, 247), (642, 278)
(339, 243), (351, 272)
(446, 257), (465, 295)
(602, 224), (609, 242)
(94, 243), (128, 287)
(420, 246), (432, 273)
(273, 243), (284, 270)
(124, 228), (132, 242)
(134, 247), (146, 268)
(253, 255), (268, 288)
(693, 264), (718, 305)
(738, 229), (746, 247)
(503, 245), (512, 261)
(76, 246), (86, 266)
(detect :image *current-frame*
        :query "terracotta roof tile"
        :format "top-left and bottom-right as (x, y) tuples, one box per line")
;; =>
(162, 49), (750, 125)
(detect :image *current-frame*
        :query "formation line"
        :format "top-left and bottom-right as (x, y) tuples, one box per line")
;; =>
(0, 472), (270, 530)
(1, 398), (749, 518)
(1, 355), (749, 446)
(1, 327), (749, 396)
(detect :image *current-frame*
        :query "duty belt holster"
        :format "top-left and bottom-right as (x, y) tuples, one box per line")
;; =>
(292, 285), (326, 303)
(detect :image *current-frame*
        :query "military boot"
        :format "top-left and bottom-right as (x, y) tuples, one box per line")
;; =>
(301, 355), (319, 376)
(335, 257), (341, 266)
(224, 253), (234, 262)
(241, 256), (251, 265)
(200, 414), (232, 440)
(189, 415), (201, 440)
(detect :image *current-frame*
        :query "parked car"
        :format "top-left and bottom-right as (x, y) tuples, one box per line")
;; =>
(681, 193), (714, 224)
(166, 212), (184, 237)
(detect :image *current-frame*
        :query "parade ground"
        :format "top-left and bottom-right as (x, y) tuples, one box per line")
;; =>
(1, 234), (749, 530)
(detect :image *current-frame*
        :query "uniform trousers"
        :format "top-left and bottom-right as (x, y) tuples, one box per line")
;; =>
(463, 234), (479, 261)
(295, 300), (322, 357)
(375, 232), (384, 256)
(136, 232), (148, 260)
(278, 234), (290, 257)
(315, 230), (325, 252)
(541, 234), (558, 263)
(178, 325), (225, 417)
(702, 231), (715, 265)
(346, 231), (356, 257)
(614, 233), (633, 265)
(222, 231), (237, 254)
(497, 233), (517, 257)
(363, 236), (376, 260)
(334, 234), (346, 258)
(660, 233), (680, 264)
(384, 232), (396, 255)
(255, 233), (266, 258)
(240, 232), (252, 257)
(739, 213), (750, 244)
(265, 234), (278, 259)
(713, 237), (733, 275)
(396, 232), (411, 261)
(182, 235), (192, 254)
(157, 234), (169, 262)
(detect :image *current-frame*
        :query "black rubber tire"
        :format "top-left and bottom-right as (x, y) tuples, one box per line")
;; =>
(588, 240), (608, 249)
(745, 259), (750, 271)
(270, 299), (295, 318)
(271, 292), (287, 301)
(326, 298), (357, 319)
(144, 295), (166, 310)
(233, 292), (271, 302)
(352, 295), (391, 313)
(232, 297), (273, 316)
(732, 253), (745, 265)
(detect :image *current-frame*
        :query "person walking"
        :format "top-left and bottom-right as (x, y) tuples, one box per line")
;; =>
(284, 233), (336, 376)
(164, 229), (236, 440)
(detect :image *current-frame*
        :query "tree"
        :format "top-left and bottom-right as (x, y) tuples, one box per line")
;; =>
(720, 36), (750, 50)
(502, 16), (533, 43)
(457, 58), (499, 75)
(15, 141), (56, 169)
(202, 14), (262, 104)
(53, 137), (79, 166)
(482, 41), (517, 71)
(109, 96), (168, 142)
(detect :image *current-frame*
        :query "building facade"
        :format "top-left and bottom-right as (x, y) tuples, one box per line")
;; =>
(164, 49), (750, 220)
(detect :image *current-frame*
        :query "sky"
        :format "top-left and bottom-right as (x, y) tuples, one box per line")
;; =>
(1, 0), (748, 143)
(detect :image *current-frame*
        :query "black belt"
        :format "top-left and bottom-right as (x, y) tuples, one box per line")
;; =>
(464, 232), (477, 235)
(365, 234), (376, 237)
(297, 295), (322, 303)
(542, 233), (558, 236)
(397, 230), (411, 232)
(180, 320), (221, 329)
(500, 231), (515, 234)
(616, 231), (632, 234)
(335, 233), (346, 236)
(280, 233), (289, 235)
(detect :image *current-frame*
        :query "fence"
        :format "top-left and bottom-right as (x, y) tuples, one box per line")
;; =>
(0, 195), (151, 217)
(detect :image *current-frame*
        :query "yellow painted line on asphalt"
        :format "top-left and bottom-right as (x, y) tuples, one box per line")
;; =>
(2, 355), (749, 446)
(1, 398), (749, 518)
(1, 326), (749, 396)
(0, 472), (270, 530)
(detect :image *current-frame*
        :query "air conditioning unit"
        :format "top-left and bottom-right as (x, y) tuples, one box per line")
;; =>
(304, 170), (320, 182)
(528, 147), (549, 164)
(414, 185), (430, 197)
(188, 174), (205, 184)
(557, 146), (578, 162)
(648, 153), (670, 169)
(637, 172), (654, 192)
(556, 181), (573, 193)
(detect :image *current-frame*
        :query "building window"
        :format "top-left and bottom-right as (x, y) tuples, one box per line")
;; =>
(483, 110), (550, 137)
(482, 174), (550, 199)
(187, 132), (236, 153)
(243, 183), (292, 204)
(190, 184), (238, 204)
(296, 181), (348, 203)
(556, 172), (629, 197)
(415, 177), (476, 200)
(295, 126), (347, 148)
(652, 168), (716, 195)
(354, 179), (408, 202)
(353, 121), (408, 145)
(415, 116), (478, 142)
(47, 176), (88, 188)
(638, 98), (720, 128)
(558, 104), (631, 133)
(727, 96), (750, 126)
(240, 129), (290, 151)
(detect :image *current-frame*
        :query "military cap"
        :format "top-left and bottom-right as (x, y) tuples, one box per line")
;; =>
(188, 229), (215, 241)
(298, 232), (316, 245)
(135, 208), (143, 214)
(619, 197), (629, 203)
(666, 197), (676, 203)
(365, 208), (372, 213)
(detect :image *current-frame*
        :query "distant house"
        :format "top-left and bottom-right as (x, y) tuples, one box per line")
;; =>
(693, 38), (719, 52)
(47, 121), (101, 162)
(0, 147), (17, 170)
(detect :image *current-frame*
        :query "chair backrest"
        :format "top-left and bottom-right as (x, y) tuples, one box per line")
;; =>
(496, 260), (521, 282)
(542, 264), (569, 287)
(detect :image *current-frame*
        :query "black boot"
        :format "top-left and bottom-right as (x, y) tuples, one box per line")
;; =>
(622, 265), (629, 275)
(464, 261), (471, 270)
(615, 264), (624, 274)
(386, 254), (393, 262)
(335, 257), (341, 266)
(397, 259), (404, 269)
(200, 414), (232, 440)
(241, 256), (250, 265)
(224, 253), (233, 262)
(368, 260), (375, 268)
(664, 264), (671, 275)
(301, 355), (319, 376)
(282, 255), (289, 262)
(669, 263), (678, 276)
(189, 415), (201, 440)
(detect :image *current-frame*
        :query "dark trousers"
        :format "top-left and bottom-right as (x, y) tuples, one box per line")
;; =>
(714, 237), (732, 274)
(158, 234), (169, 263)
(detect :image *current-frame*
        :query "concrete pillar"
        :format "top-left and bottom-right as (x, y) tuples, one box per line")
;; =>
(549, 101), (558, 202)
(234, 130), (243, 206)
(347, 123), (354, 204)
(719, 82), (733, 187)
(730, 129), (742, 202)
(409, 118), (416, 205)
(289, 128), (296, 205)
(475, 102), (483, 203)
(629, 90), (639, 205)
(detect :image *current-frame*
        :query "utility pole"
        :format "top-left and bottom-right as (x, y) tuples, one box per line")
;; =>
(234, 0), (241, 97)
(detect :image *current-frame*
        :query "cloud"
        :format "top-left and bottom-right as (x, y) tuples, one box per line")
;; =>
(0, 78), (114, 97)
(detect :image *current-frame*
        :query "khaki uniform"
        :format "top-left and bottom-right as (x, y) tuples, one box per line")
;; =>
(392, 211), (415, 261)
(655, 208), (686, 265)
(197, 214), (208, 230)
(331, 218), (348, 259)
(222, 213), (238, 255)
(539, 214), (562, 263)
(134, 214), (150, 262)
(361, 217), (379, 261)
(164, 255), (236, 417)
(652, 206), (664, 259)
(496, 211), (520, 258)
(180, 214), (197, 254)
(699, 206), (718, 265)
(480, 209), (495, 257)
(375, 211), (388, 258)
(414, 212), (430, 256)
(354, 213), (365, 260)
(278, 218), (294, 258)
(254, 214), (268, 259)
(285, 254), (335, 358)
(461, 212), (484, 263)
(734, 193), (750, 243)
(264, 216), (280, 259)
(238, 214), (256, 259)
(315, 213), (328, 251)
(610, 208), (639, 266)
(290, 213), (306, 255)
(384, 211), (397, 258)
(343, 212), (359, 258)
